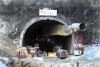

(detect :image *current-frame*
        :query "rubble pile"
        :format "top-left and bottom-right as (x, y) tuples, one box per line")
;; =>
(6, 45), (100, 66)
(0, 45), (100, 67)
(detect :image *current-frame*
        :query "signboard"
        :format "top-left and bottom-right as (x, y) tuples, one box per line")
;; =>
(39, 8), (57, 16)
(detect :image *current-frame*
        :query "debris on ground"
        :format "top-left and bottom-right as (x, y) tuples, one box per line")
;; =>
(0, 45), (100, 67)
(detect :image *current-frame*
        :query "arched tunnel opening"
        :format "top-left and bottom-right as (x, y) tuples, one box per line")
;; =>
(22, 20), (72, 52)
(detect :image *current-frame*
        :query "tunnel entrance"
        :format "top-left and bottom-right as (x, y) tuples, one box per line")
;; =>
(22, 19), (72, 52)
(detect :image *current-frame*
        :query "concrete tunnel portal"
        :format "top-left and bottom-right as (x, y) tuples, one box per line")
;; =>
(20, 18), (72, 52)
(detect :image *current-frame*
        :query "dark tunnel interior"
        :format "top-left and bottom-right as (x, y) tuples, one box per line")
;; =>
(23, 20), (72, 52)
(79, 23), (86, 31)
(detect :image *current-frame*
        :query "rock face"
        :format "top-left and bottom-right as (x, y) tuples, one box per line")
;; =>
(0, 0), (100, 56)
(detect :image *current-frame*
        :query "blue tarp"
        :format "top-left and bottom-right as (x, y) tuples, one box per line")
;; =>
(0, 61), (7, 67)
(79, 45), (100, 60)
